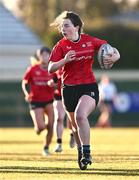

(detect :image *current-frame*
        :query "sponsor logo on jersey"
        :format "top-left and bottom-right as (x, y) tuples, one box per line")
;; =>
(67, 46), (72, 49)
(76, 55), (92, 61)
(82, 44), (86, 48)
(35, 71), (41, 76)
(35, 81), (47, 86)
(86, 42), (92, 47)
(75, 50), (93, 61)
(81, 42), (92, 48)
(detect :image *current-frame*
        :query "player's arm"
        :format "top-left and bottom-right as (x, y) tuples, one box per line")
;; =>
(22, 79), (30, 102)
(48, 60), (66, 73)
(48, 50), (76, 73)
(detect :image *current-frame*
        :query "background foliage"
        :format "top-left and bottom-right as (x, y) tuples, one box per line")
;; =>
(15, 0), (139, 69)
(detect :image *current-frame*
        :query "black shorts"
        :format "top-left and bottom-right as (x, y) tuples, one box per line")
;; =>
(29, 100), (53, 110)
(62, 83), (99, 112)
(54, 94), (62, 101)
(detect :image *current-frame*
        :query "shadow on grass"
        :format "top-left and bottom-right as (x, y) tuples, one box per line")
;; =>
(1, 152), (139, 163)
(0, 153), (76, 162)
(0, 166), (139, 176)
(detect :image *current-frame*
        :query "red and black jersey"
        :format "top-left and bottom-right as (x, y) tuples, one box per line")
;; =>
(49, 33), (107, 85)
(23, 64), (55, 102)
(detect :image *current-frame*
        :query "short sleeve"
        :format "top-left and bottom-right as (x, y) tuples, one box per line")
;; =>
(49, 44), (64, 62)
(23, 66), (32, 82)
(93, 37), (107, 51)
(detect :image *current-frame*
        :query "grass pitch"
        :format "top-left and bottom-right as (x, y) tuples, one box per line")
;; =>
(0, 128), (139, 180)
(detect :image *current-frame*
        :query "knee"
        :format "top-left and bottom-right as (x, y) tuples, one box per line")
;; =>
(57, 115), (64, 124)
(75, 111), (86, 125)
(34, 125), (45, 135)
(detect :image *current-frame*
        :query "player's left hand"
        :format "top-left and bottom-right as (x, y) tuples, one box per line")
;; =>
(104, 48), (120, 65)
(47, 79), (55, 87)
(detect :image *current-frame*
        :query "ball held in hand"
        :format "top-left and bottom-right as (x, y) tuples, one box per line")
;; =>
(98, 44), (114, 69)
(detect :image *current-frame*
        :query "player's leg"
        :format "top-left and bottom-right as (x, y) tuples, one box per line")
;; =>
(66, 116), (75, 148)
(53, 100), (65, 152)
(43, 103), (54, 156)
(66, 112), (81, 146)
(96, 103), (111, 127)
(61, 84), (87, 169)
(30, 108), (46, 134)
(65, 111), (87, 169)
(75, 95), (96, 167)
(30, 108), (49, 156)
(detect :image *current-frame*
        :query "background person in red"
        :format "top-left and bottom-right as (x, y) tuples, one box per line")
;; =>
(22, 47), (55, 156)
(53, 69), (75, 153)
(48, 11), (120, 169)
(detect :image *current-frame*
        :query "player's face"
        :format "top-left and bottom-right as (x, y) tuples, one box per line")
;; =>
(60, 19), (79, 41)
(40, 51), (50, 65)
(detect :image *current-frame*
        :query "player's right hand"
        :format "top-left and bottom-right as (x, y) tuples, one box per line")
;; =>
(64, 50), (76, 63)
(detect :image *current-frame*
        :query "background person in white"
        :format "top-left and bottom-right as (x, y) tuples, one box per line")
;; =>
(96, 74), (117, 127)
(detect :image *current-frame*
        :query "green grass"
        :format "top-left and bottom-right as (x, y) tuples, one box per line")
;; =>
(0, 128), (139, 180)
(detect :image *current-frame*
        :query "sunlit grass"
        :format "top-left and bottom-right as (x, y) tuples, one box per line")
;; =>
(0, 128), (139, 180)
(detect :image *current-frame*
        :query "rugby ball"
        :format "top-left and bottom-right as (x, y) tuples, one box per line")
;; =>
(98, 44), (114, 69)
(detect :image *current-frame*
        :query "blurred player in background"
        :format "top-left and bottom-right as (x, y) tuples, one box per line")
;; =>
(22, 47), (56, 156)
(48, 11), (120, 170)
(54, 69), (75, 153)
(96, 74), (118, 128)
(30, 49), (40, 66)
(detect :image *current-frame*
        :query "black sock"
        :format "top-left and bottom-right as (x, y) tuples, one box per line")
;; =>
(77, 145), (82, 161)
(83, 145), (90, 157)
(70, 133), (74, 137)
(57, 138), (62, 144)
(44, 146), (48, 150)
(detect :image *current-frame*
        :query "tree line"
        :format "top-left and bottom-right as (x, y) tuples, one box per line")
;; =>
(15, 0), (139, 69)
